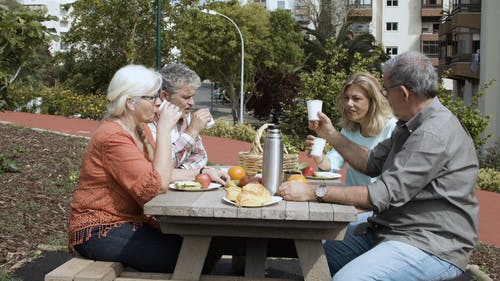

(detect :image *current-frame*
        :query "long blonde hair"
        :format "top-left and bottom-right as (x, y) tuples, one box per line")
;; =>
(336, 72), (393, 137)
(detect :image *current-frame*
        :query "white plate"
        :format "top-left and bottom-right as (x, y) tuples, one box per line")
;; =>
(169, 182), (221, 191)
(222, 196), (282, 208)
(305, 172), (342, 180)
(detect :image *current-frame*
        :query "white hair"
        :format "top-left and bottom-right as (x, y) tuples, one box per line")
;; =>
(106, 64), (162, 117)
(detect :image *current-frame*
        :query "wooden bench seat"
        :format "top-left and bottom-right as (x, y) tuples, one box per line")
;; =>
(44, 257), (123, 281)
(46, 257), (493, 281)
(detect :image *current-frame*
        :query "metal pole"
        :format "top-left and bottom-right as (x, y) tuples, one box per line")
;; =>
(200, 9), (245, 124)
(156, 0), (162, 70)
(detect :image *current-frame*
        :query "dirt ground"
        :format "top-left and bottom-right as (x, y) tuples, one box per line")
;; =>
(0, 123), (87, 271)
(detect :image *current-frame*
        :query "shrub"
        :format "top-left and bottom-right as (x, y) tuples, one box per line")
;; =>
(203, 120), (256, 143)
(6, 85), (107, 120)
(438, 80), (492, 150)
(203, 120), (299, 153)
(476, 168), (500, 193)
(479, 138), (500, 170)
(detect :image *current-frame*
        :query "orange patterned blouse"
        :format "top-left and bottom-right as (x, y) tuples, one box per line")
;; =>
(68, 120), (162, 251)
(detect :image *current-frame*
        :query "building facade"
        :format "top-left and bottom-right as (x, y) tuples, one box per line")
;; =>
(16, 0), (75, 53)
(438, 0), (499, 144)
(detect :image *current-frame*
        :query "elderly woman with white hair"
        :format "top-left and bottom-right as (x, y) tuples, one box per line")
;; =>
(67, 64), (183, 272)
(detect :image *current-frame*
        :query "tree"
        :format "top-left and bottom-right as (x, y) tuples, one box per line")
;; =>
(57, 0), (187, 94)
(0, 3), (56, 109)
(247, 9), (304, 120)
(174, 1), (270, 124)
(280, 43), (386, 148)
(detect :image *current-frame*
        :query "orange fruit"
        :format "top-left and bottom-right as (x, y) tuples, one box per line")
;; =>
(228, 166), (246, 180)
(287, 174), (308, 183)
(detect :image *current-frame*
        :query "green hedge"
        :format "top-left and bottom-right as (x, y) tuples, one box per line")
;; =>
(6, 85), (106, 120)
(477, 168), (500, 193)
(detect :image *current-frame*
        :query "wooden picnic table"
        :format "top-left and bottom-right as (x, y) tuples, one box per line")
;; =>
(144, 182), (356, 281)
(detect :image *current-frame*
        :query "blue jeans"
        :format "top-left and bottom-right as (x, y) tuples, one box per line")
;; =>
(74, 223), (182, 273)
(323, 212), (463, 281)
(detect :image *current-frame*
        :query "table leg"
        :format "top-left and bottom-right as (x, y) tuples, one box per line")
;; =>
(244, 238), (267, 278)
(172, 235), (211, 281)
(294, 239), (331, 281)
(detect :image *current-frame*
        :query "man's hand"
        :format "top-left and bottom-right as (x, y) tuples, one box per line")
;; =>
(186, 108), (212, 138)
(278, 181), (315, 202)
(203, 167), (230, 185)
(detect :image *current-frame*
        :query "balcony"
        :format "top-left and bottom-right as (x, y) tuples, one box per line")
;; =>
(451, 12), (480, 30)
(421, 33), (439, 41)
(347, 1), (372, 18)
(449, 61), (479, 80)
(421, 0), (443, 18)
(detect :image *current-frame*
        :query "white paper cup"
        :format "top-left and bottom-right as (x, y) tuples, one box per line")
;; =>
(310, 137), (326, 157)
(206, 117), (215, 129)
(307, 100), (323, 121)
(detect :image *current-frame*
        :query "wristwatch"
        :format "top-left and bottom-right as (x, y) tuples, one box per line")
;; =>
(315, 184), (327, 203)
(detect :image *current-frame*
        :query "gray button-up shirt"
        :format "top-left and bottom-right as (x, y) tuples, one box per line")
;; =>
(366, 98), (479, 270)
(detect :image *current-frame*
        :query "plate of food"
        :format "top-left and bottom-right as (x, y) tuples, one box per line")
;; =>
(222, 196), (282, 208)
(305, 171), (342, 180)
(222, 182), (282, 207)
(169, 181), (221, 191)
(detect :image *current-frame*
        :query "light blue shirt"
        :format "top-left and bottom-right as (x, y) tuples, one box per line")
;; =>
(325, 118), (397, 185)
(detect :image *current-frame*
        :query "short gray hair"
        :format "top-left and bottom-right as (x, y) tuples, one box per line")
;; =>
(160, 63), (201, 95)
(383, 51), (438, 99)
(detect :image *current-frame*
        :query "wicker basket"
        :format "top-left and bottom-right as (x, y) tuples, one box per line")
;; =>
(238, 123), (299, 177)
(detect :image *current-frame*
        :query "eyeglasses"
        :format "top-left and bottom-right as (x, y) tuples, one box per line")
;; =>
(139, 88), (162, 102)
(381, 84), (403, 97)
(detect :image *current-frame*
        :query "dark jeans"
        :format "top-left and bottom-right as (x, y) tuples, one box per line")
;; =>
(74, 223), (182, 273)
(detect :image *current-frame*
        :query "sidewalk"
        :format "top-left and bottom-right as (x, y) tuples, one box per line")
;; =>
(1, 110), (498, 248)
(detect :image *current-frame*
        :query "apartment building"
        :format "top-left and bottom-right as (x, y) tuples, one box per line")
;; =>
(344, 0), (447, 65)
(439, 0), (500, 143)
(16, 0), (75, 53)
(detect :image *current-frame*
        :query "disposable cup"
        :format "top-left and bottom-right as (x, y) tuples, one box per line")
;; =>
(206, 116), (215, 129)
(310, 137), (326, 157)
(307, 100), (323, 121)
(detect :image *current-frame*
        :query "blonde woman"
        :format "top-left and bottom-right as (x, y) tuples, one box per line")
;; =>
(67, 65), (183, 272)
(308, 72), (396, 185)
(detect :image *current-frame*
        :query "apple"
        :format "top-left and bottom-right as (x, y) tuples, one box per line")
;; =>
(301, 166), (315, 177)
(195, 173), (212, 188)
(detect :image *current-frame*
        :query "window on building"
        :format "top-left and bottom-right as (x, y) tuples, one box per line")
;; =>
(386, 47), (398, 56)
(386, 22), (398, 31)
(422, 41), (439, 56)
(277, 0), (285, 9)
(387, 0), (398, 6)
(433, 23), (440, 33)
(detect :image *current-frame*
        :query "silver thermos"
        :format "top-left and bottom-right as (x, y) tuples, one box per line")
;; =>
(262, 124), (283, 195)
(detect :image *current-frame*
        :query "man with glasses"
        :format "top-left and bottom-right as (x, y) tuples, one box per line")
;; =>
(148, 63), (228, 184)
(279, 51), (478, 281)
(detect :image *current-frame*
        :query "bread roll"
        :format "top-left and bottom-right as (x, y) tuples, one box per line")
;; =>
(226, 185), (241, 201)
(236, 183), (272, 207)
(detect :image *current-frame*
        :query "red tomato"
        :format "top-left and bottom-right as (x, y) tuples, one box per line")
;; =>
(195, 173), (212, 188)
(301, 166), (315, 177)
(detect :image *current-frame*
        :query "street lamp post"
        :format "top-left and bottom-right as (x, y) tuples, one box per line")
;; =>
(155, 0), (162, 70)
(200, 9), (245, 124)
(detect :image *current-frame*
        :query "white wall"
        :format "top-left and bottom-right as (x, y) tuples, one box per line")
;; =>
(479, 0), (500, 143)
(17, 0), (75, 53)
